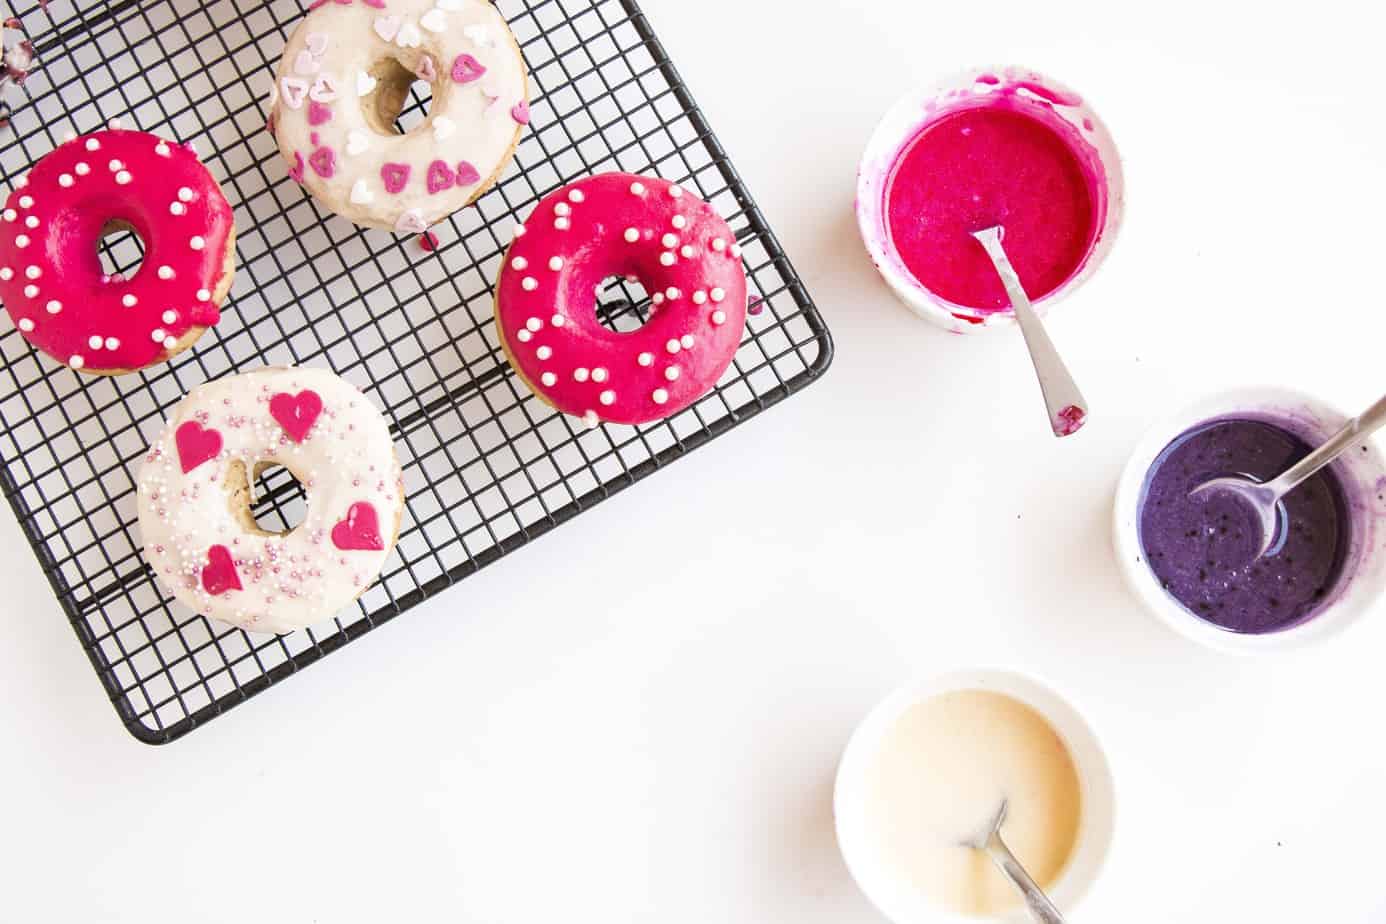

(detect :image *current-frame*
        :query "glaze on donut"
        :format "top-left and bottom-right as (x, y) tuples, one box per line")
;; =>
(137, 367), (404, 635)
(495, 173), (748, 426)
(0, 128), (235, 374)
(270, 0), (528, 232)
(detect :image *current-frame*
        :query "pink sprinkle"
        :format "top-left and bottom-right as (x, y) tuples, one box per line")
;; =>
(309, 131), (319, 145)
(307, 100), (332, 126)
(380, 162), (410, 194)
(419, 230), (440, 252)
(748, 296), (764, 316)
(510, 100), (531, 125)
(307, 146), (336, 178)
(289, 151), (306, 182)
(451, 53), (486, 84)
(455, 160), (480, 186)
(425, 158), (456, 194)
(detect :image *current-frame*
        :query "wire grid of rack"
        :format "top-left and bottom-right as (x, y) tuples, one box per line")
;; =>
(0, 0), (832, 743)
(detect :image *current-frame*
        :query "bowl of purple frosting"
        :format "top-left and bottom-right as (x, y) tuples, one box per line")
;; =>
(1115, 387), (1386, 654)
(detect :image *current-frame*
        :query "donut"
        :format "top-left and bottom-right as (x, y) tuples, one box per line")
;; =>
(0, 128), (235, 375)
(269, 0), (528, 232)
(137, 367), (404, 635)
(495, 173), (748, 427)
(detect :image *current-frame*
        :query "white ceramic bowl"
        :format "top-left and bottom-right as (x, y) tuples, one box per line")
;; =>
(834, 669), (1115, 924)
(856, 66), (1125, 334)
(1113, 387), (1386, 654)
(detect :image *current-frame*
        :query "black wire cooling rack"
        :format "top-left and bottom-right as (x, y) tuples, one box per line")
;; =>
(0, 0), (832, 743)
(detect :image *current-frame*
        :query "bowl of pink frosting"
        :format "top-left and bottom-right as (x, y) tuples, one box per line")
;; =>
(857, 66), (1125, 334)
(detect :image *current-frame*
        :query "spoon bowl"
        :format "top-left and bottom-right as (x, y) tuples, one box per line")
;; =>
(1189, 476), (1284, 559)
(960, 797), (1067, 924)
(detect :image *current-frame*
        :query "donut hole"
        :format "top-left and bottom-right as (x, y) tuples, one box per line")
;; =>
(96, 219), (146, 281)
(365, 57), (438, 136)
(594, 276), (654, 334)
(227, 460), (308, 536)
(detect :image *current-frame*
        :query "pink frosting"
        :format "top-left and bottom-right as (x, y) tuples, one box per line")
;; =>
(0, 128), (234, 372)
(496, 173), (748, 426)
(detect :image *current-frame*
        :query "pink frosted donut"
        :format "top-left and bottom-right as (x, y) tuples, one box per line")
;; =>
(0, 128), (235, 375)
(495, 173), (747, 427)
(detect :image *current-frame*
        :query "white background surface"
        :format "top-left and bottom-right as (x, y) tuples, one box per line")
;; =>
(4, 1), (1386, 921)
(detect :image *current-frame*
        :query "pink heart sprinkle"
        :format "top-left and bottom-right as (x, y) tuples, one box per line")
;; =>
(380, 162), (410, 194)
(332, 501), (386, 552)
(425, 159), (455, 194)
(510, 100), (531, 125)
(307, 146), (336, 178)
(306, 0), (327, 9)
(269, 389), (324, 442)
(416, 54), (437, 82)
(202, 545), (242, 596)
(289, 151), (305, 182)
(455, 160), (480, 186)
(307, 100), (332, 125)
(362, 0), (386, 7)
(451, 53), (486, 83)
(174, 421), (222, 474)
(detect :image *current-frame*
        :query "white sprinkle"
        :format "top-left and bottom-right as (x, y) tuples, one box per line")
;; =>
(672, 215), (687, 229)
(730, 244), (742, 258)
(680, 245), (695, 259)
(554, 217), (571, 231)
(17, 318), (33, 332)
(591, 367), (609, 383)
(665, 366), (680, 381)
(162, 310), (177, 324)
(75, 162), (90, 176)
(665, 287), (680, 300)
(660, 252), (675, 267)
(637, 352), (653, 367)
(554, 202), (571, 217)
(163, 335), (177, 349)
(23, 216), (37, 229)
(1, 210), (13, 221)
(151, 328), (166, 342)
(45, 300), (60, 314)
(712, 238), (726, 252)
(115, 170), (132, 185)
(511, 256), (528, 271)
(668, 185), (683, 198)
(0, 267), (10, 279)
(536, 345), (553, 360)
(62, 130), (77, 142)
(662, 233), (678, 248)
(568, 189), (585, 203)
(551, 314), (566, 327)
(23, 284), (36, 297)
(157, 265), (174, 280)
(155, 142), (171, 157)
(710, 287), (726, 302)
(105, 336), (120, 350)
(574, 367), (589, 382)
(513, 224), (527, 238)
(548, 256), (563, 271)
(521, 276), (538, 291)
(196, 288), (212, 301)
(59, 174), (74, 188)
(107, 159), (122, 172)
(666, 339), (681, 354)
(85, 138), (100, 152)
(68, 354), (84, 369)
(651, 293), (665, 306)
(178, 187), (194, 202)
(630, 182), (645, 195)
(680, 334), (695, 349)
(190, 236), (205, 251)
(692, 290), (707, 304)
(541, 372), (557, 386)
(13, 176), (25, 188)
(711, 310), (727, 325)
(652, 388), (669, 405)
(623, 227), (640, 243)
(599, 390), (615, 406)
(122, 294), (137, 307)
(108, 118), (123, 129)
(24, 265), (39, 279)
(88, 334), (103, 350)
(583, 410), (599, 429)
(18, 195), (32, 208)
(170, 202), (186, 216)
(516, 329), (532, 343)
(526, 317), (542, 332)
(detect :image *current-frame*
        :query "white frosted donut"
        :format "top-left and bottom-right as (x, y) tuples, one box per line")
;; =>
(137, 367), (405, 635)
(269, 0), (529, 232)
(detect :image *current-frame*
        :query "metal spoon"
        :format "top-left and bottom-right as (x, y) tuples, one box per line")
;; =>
(961, 798), (1066, 924)
(971, 226), (1088, 438)
(1192, 393), (1386, 558)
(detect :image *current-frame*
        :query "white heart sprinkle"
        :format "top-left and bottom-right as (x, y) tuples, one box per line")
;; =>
(420, 8), (447, 32)
(435, 0), (464, 9)
(463, 24), (495, 47)
(373, 15), (402, 42)
(350, 179), (374, 205)
(346, 130), (370, 157)
(432, 116), (456, 141)
(395, 21), (422, 48)
(356, 71), (378, 97)
(280, 77), (309, 110)
(293, 50), (318, 75)
(309, 73), (339, 103)
(305, 32), (329, 56)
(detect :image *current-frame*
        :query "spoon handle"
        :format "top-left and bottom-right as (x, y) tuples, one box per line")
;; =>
(1269, 393), (1386, 496)
(982, 830), (1067, 924)
(972, 227), (1088, 438)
